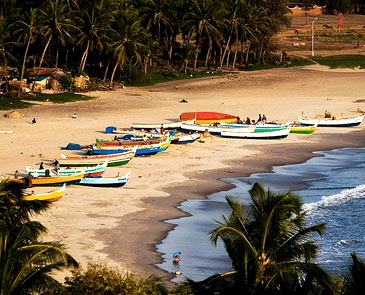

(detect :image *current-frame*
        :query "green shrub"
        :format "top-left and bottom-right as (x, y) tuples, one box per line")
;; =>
(120, 64), (152, 85)
(53, 262), (168, 295)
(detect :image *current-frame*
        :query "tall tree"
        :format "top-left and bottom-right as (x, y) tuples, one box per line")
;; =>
(183, 0), (222, 70)
(14, 8), (40, 90)
(0, 180), (78, 294)
(75, 0), (113, 72)
(183, 183), (334, 294)
(37, 0), (74, 69)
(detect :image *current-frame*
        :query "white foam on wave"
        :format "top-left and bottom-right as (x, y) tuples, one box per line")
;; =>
(303, 184), (365, 213)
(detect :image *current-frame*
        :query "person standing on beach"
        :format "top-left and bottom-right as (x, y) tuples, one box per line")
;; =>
(257, 114), (262, 123)
(173, 251), (181, 264)
(32, 118), (36, 124)
(39, 162), (44, 169)
(53, 159), (60, 171)
(262, 114), (267, 124)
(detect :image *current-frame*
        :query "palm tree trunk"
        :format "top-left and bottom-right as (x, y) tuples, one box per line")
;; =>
(245, 41), (250, 65)
(80, 39), (90, 72)
(232, 47), (238, 70)
(240, 42), (244, 64)
(194, 36), (202, 71)
(109, 61), (119, 87)
(65, 48), (69, 65)
(167, 40), (173, 67)
(219, 35), (231, 71)
(205, 38), (212, 69)
(19, 34), (32, 94)
(103, 63), (109, 82)
(56, 46), (59, 68)
(39, 34), (52, 69)
(226, 47), (231, 68)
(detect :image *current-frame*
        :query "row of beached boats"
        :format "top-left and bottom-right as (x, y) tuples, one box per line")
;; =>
(11, 111), (363, 202)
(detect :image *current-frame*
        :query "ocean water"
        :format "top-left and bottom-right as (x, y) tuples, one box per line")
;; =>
(156, 147), (365, 282)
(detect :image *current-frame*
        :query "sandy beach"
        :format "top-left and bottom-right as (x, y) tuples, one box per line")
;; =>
(1, 65), (364, 283)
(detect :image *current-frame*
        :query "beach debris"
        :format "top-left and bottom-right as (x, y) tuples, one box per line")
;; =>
(179, 98), (188, 103)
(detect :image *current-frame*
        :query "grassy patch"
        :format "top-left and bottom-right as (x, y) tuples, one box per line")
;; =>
(239, 57), (315, 71)
(23, 93), (93, 103)
(312, 55), (365, 69)
(127, 71), (228, 87)
(0, 94), (31, 110)
(0, 93), (93, 110)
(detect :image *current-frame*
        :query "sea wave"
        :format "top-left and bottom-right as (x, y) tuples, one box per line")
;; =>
(303, 184), (365, 212)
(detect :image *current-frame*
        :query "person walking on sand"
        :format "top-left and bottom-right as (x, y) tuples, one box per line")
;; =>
(39, 162), (44, 170)
(14, 170), (19, 179)
(72, 113), (77, 119)
(32, 118), (36, 124)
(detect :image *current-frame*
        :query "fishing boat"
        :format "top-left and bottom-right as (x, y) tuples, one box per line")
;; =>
(24, 184), (66, 202)
(179, 112), (237, 124)
(92, 134), (172, 156)
(130, 120), (194, 129)
(289, 124), (317, 134)
(180, 122), (244, 135)
(26, 161), (108, 177)
(298, 115), (364, 127)
(79, 171), (130, 187)
(58, 149), (136, 167)
(14, 173), (84, 187)
(91, 142), (161, 156)
(95, 137), (164, 146)
(220, 128), (290, 139)
(220, 121), (290, 132)
(171, 132), (201, 144)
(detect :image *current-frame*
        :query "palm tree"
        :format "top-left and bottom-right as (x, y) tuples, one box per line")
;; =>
(183, 183), (334, 294)
(109, 17), (147, 86)
(75, 0), (113, 72)
(183, 0), (222, 70)
(0, 180), (78, 294)
(340, 253), (365, 295)
(140, 0), (172, 45)
(14, 8), (40, 90)
(37, 0), (75, 69)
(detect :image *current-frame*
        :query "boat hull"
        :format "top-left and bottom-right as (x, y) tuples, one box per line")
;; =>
(221, 128), (290, 139)
(58, 150), (135, 167)
(24, 184), (66, 202)
(79, 172), (130, 187)
(298, 116), (363, 127)
(179, 112), (237, 124)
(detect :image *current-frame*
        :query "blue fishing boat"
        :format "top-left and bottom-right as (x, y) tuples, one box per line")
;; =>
(79, 171), (130, 187)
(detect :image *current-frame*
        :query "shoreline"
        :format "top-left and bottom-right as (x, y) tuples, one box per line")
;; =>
(1, 67), (364, 288)
(97, 128), (365, 284)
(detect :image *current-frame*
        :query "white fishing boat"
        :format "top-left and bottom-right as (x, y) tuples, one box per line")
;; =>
(298, 115), (363, 127)
(180, 122), (245, 135)
(220, 128), (290, 139)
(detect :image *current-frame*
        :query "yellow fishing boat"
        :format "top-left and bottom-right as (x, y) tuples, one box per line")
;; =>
(24, 184), (66, 202)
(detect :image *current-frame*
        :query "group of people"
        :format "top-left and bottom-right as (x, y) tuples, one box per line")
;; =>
(236, 114), (267, 125)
